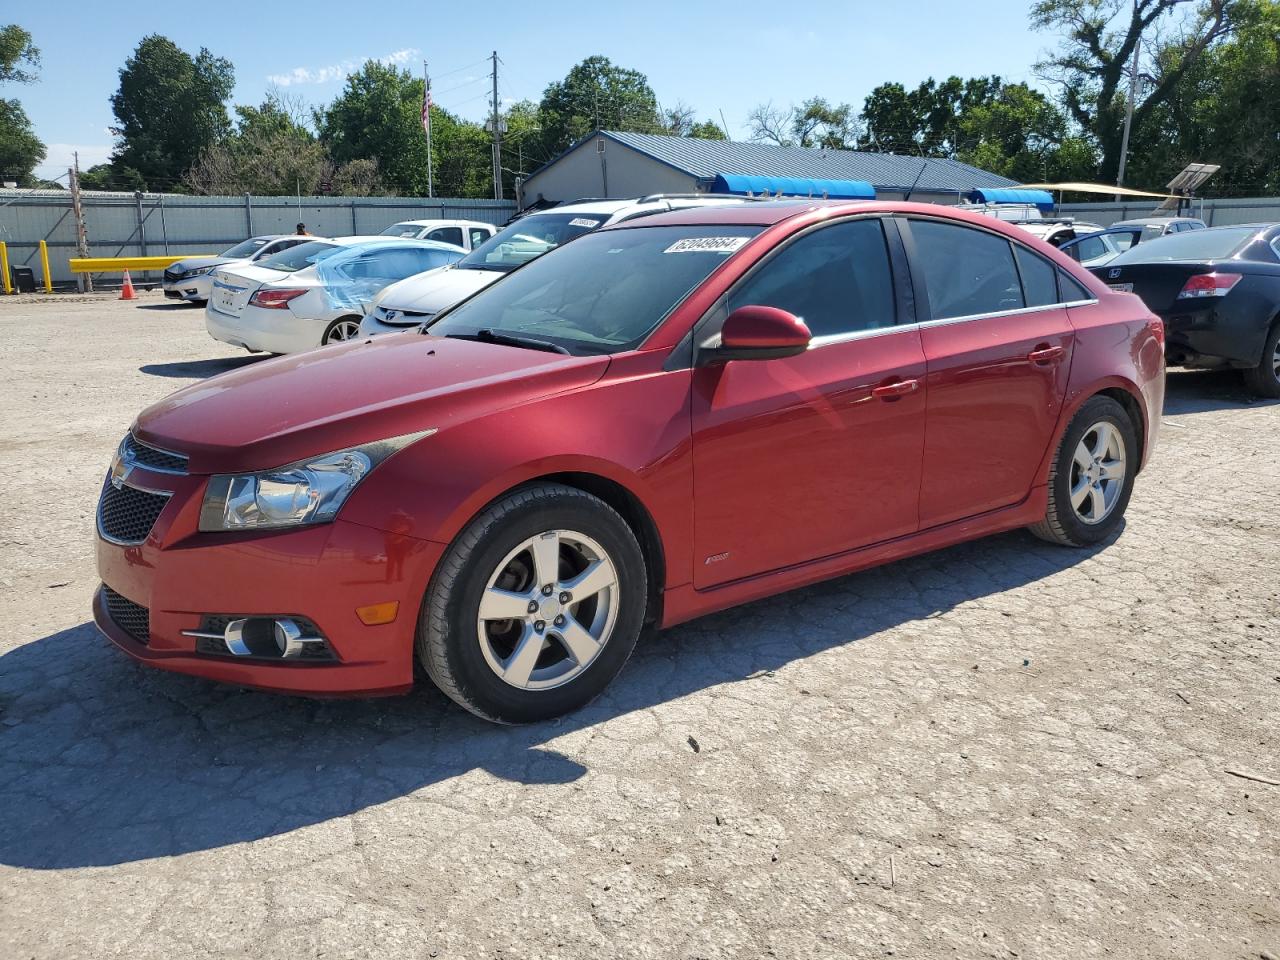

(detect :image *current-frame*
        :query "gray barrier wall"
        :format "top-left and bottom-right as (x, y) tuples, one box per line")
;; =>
(1058, 196), (1280, 228)
(0, 190), (518, 284)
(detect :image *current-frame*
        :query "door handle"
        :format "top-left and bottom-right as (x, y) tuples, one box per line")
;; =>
(1028, 345), (1065, 364)
(871, 378), (920, 400)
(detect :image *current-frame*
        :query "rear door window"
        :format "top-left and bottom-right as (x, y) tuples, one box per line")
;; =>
(426, 227), (465, 247)
(1013, 246), (1059, 307)
(908, 220), (1024, 320)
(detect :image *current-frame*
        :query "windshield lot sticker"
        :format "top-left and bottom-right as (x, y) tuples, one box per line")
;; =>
(664, 237), (750, 254)
(569, 218), (601, 228)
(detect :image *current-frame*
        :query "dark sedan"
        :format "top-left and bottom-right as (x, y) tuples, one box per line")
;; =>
(1091, 224), (1280, 397)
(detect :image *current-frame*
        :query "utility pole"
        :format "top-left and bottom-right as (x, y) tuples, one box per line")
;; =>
(489, 50), (504, 200)
(69, 152), (91, 293)
(1115, 2), (1142, 198)
(423, 60), (434, 198)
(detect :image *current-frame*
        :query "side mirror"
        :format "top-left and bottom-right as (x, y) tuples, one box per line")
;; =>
(703, 305), (811, 363)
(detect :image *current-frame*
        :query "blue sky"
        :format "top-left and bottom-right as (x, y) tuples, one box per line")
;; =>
(13, 0), (1054, 180)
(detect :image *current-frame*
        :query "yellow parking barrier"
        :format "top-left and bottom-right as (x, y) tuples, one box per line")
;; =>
(68, 254), (214, 274)
(39, 240), (52, 293)
(0, 242), (10, 294)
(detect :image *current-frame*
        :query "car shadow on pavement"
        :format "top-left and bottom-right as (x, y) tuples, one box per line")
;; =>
(135, 302), (202, 311)
(140, 355), (267, 378)
(0, 527), (1111, 870)
(1164, 368), (1280, 415)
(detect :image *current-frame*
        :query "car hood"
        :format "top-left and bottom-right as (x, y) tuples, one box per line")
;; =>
(169, 256), (230, 273)
(378, 266), (502, 314)
(133, 333), (609, 474)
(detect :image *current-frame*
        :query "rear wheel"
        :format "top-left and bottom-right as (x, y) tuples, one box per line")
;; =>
(1030, 395), (1138, 546)
(322, 316), (362, 345)
(1241, 322), (1280, 399)
(418, 483), (648, 723)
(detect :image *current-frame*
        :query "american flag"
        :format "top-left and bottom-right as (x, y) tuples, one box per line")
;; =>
(421, 73), (432, 137)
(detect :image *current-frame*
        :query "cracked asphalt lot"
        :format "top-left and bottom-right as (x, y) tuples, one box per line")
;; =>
(1, 295), (1278, 959)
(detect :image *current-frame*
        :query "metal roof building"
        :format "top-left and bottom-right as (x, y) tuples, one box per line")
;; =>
(518, 130), (1018, 208)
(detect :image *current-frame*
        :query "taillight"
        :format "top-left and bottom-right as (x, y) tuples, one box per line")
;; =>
(1176, 272), (1242, 300)
(249, 288), (308, 309)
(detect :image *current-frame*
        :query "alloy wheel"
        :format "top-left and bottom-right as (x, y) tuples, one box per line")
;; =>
(1070, 421), (1127, 524)
(476, 529), (620, 690)
(326, 319), (361, 344)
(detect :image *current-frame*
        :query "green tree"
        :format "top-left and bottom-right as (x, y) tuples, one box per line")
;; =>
(0, 24), (39, 83)
(0, 24), (44, 185)
(956, 82), (1097, 182)
(1031, 0), (1241, 183)
(687, 119), (727, 140)
(318, 60), (489, 197)
(109, 34), (234, 190)
(0, 97), (44, 184)
(747, 97), (858, 148)
(536, 56), (663, 153)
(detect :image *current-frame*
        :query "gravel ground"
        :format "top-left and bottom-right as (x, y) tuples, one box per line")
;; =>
(1, 293), (1278, 960)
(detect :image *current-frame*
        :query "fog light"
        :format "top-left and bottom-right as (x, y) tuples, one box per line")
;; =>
(356, 601), (399, 626)
(184, 615), (335, 661)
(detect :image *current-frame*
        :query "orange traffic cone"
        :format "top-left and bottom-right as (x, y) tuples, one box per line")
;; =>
(119, 270), (137, 300)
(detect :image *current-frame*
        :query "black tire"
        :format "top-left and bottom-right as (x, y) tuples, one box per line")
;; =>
(1241, 321), (1280, 399)
(1030, 395), (1138, 547)
(321, 316), (362, 345)
(418, 483), (648, 723)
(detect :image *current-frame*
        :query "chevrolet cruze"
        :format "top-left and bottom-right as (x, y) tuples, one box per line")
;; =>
(96, 200), (1165, 723)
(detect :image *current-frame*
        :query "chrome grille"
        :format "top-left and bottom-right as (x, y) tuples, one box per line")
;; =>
(123, 435), (188, 474)
(98, 481), (170, 544)
(163, 267), (183, 282)
(102, 586), (150, 644)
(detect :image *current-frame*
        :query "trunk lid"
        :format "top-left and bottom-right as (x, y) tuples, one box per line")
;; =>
(208, 264), (297, 318)
(1094, 261), (1222, 314)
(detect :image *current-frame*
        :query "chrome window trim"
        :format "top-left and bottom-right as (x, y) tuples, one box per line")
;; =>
(805, 298), (1099, 350)
(96, 477), (174, 546)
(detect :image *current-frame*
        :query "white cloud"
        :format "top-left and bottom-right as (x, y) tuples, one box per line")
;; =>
(36, 143), (113, 180)
(268, 47), (420, 87)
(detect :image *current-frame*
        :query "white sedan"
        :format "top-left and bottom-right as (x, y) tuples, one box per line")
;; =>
(162, 235), (310, 304)
(205, 237), (465, 354)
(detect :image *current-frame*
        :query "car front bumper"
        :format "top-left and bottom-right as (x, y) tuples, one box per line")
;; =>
(94, 467), (444, 696)
(358, 314), (424, 338)
(162, 274), (214, 301)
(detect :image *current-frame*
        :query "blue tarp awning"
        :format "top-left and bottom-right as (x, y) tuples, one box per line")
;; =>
(711, 173), (876, 200)
(966, 188), (1055, 213)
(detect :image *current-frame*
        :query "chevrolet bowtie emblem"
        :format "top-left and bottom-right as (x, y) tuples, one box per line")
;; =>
(110, 456), (133, 490)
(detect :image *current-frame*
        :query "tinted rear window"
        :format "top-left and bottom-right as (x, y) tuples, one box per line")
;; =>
(1109, 227), (1258, 265)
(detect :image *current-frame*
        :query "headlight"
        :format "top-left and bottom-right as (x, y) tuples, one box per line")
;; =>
(198, 430), (434, 532)
(188, 265), (216, 277)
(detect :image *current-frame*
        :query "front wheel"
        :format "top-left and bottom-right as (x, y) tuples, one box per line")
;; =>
(1030, 395), (1138, 547)
(322, 316), (362, 345)
(1241, 322), (1280, 399)
(418, 483), (648, 723)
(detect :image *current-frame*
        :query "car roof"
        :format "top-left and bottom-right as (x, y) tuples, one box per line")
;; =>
(327, 236), (464, 250)
(384, 219), (491, 227)
(1111, 216), (1204, 226)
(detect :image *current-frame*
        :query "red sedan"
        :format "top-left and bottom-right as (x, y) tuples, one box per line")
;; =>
(95, 200), (1165, 723)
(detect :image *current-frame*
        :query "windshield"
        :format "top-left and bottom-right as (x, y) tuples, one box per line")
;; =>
(256, 239), (342, 273)
(428, 225), (762, 355)
(380, 222), (423, 238)
(222, 237), (269, 258)
(456, 212), (608, 273)
(1109, 226), (1259, 265)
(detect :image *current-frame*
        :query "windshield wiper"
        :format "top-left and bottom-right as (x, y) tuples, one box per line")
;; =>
(444, 329), (570, 355)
